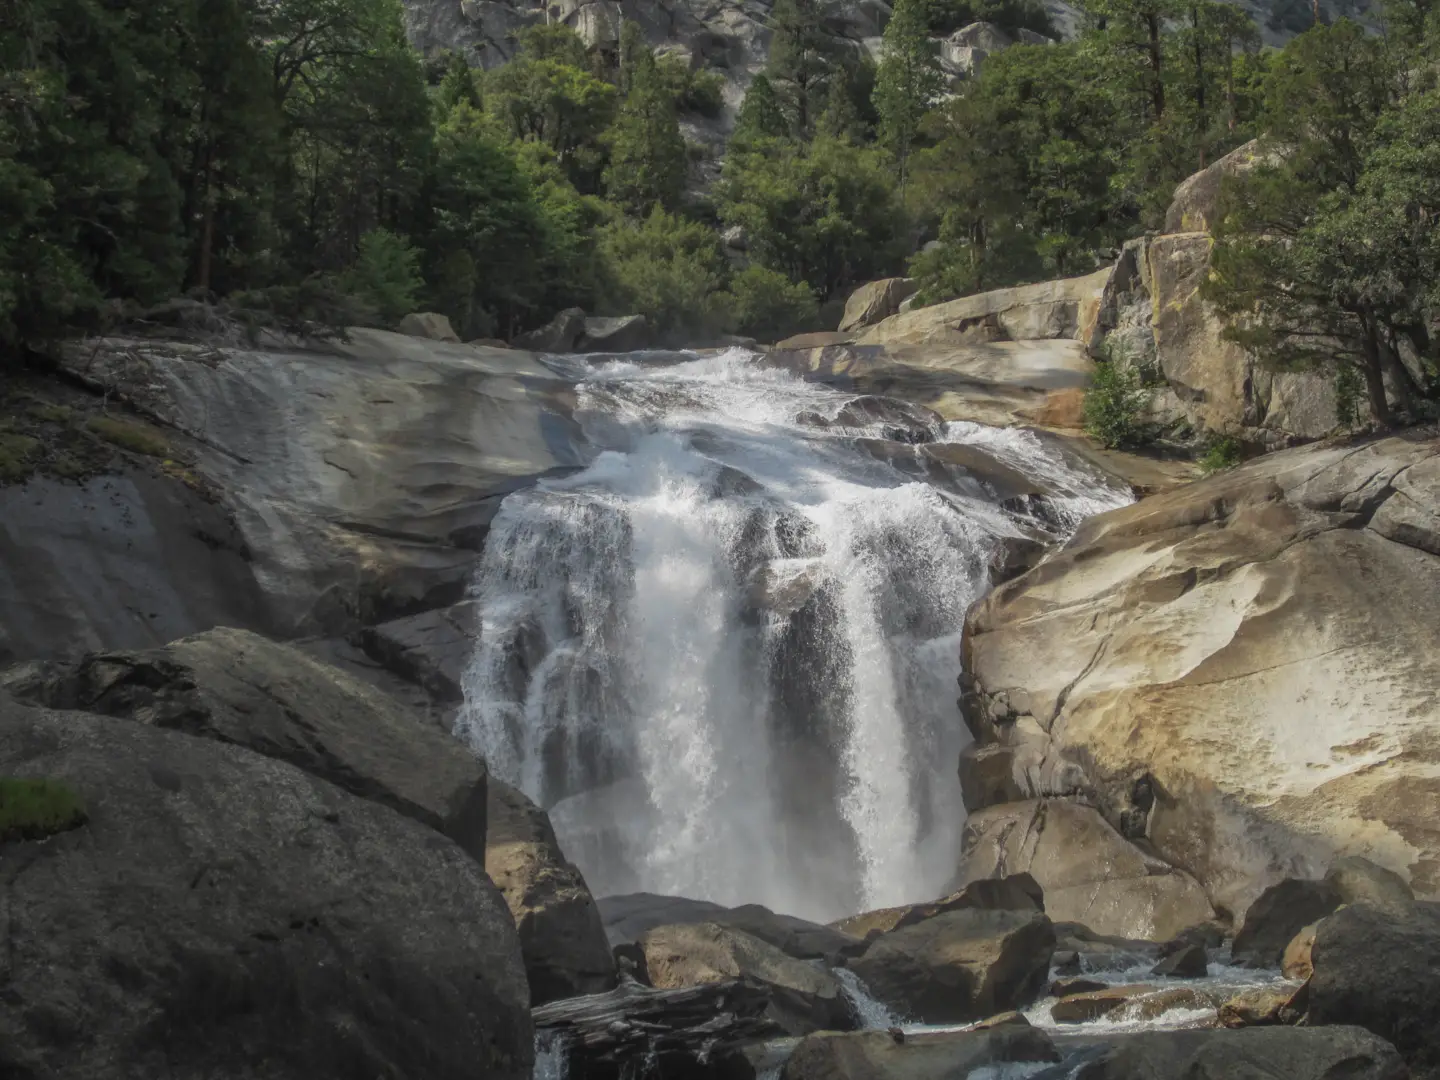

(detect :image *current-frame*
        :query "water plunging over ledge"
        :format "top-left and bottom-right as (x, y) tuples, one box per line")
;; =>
(457, 348), (1129, 922)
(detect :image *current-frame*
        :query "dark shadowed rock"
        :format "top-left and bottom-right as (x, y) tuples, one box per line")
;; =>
(0, 697), (531, 1080)
(1305, 900), (1440, 1075)
(1071, 1026), (1407, 1080)
(1232, 879), (1342, 968)
(599, 892), (864, 964)
(846, 908), (1055, 1025)
(833, 874), (1044, 939)
(639, 922), (856, 1035)
(356, 599), (480, 705)
(7, 627), (489, 861)
(488, 780), (617, 1005)
(780, 1021), (1059, 1080)
(1151, 943), (1208, 979)
(514, 307), (587, 353)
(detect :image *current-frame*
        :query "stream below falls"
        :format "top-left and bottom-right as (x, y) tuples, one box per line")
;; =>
(457, 347), (1130, 920)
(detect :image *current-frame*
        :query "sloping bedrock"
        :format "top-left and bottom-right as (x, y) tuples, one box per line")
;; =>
(963, 434), (1440, 921)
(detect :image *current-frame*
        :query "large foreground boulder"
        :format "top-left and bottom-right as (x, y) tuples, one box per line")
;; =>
(7, 627), (489, 860)
(963, 435), (1440, 919)
(781, 1019), (1060, 1080)
(599, 892), (864, 964)
(638, 922), (855, 1035)
(846, 908), (1055, 1024)
(1071, 1026), (1407, 1080)
(488, 780), (617, 1005)
(0, 698), (531, 1080)
(1305, 901), (1440, 1075)
(955, 800), (1214, 941)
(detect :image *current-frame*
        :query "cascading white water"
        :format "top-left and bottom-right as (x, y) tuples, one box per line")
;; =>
(458, 348), (1128, 921)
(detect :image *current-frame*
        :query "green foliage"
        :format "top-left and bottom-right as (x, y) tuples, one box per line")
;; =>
(1083, 362), (1151, 448)
(0, 433), (40, 484)
(1199, 436), (1243, 472)
(875, 0), (944, 189)
(719, 136), (907, 299)
(342, 229), (424, 326)
(724, 266), (820, 341)
(657, 56), (727, 118)
(0, 778), (87, 843)
(1204, 22), (1436, 427)
(924, 0), (1055, 36)
(437, 52), (482, 112)
(599, 209), (732, 341)
(485, 26), (618, 192)
(86, 416), (170, 458)
(603, 50), (688, 215)
(766, 0), (843, 137)
(734, 75), (792, 145)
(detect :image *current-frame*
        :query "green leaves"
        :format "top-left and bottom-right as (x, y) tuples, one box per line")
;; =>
(602, 49), (687, 216)
(875, 0), (944, 188)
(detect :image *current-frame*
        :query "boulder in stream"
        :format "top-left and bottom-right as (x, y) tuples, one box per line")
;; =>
(832, 873), (1043, 939)
(638, 921), (856, 1035)
(599, 892), (865, 964)
(0, 697), (532, 1080)
(1231, 878), (1342, 968)
(846, 907), (1055, 1025)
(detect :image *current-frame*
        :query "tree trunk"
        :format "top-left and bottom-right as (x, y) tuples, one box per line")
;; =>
(1360, 321), (1393, 427)
(1191, 7), (1207, 168)
(1147, 13), (1166, 123)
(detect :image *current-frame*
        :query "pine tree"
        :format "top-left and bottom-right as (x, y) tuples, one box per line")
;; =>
(733, 74), (791, 145)
(602, 50), (688, 215)
(438, 52), (482, 112)
(874, 0), (943, 191)
(765, 0), (839, 137)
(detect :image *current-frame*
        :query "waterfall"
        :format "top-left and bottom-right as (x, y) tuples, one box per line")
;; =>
(458, 349), (1127, 921)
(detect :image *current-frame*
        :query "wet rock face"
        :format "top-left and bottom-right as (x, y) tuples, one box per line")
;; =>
(962, 436), (1440, 921)
(48, 330), (586, 644)
(0, 698), (532, 1080)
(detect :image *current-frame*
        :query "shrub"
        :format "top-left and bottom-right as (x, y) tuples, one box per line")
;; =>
(0, 777), (88, 843)
(1083, 362), (1151, 449)
(341, 228), (424, 327)
(723, 266), (819, 342)
(1200, 435), (1243, 473)
(598, 208), (733, 342)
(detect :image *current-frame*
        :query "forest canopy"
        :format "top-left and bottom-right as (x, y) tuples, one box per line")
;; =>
(1, 0), (1436, 414)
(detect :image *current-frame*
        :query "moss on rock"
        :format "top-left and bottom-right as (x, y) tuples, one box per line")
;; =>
(86, 415), (170, 457)
(0, 777), (88, 843)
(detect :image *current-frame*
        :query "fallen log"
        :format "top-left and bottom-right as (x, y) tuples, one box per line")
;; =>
(533, 976), (778, 1068)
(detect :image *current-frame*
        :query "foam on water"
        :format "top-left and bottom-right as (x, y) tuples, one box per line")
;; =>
(458, 349), (1129, 920)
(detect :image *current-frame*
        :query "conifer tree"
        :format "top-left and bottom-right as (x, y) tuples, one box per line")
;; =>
(874, 0), (943, 190)
(766, 0), (839, 136)
(602, 49), (688, 215)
